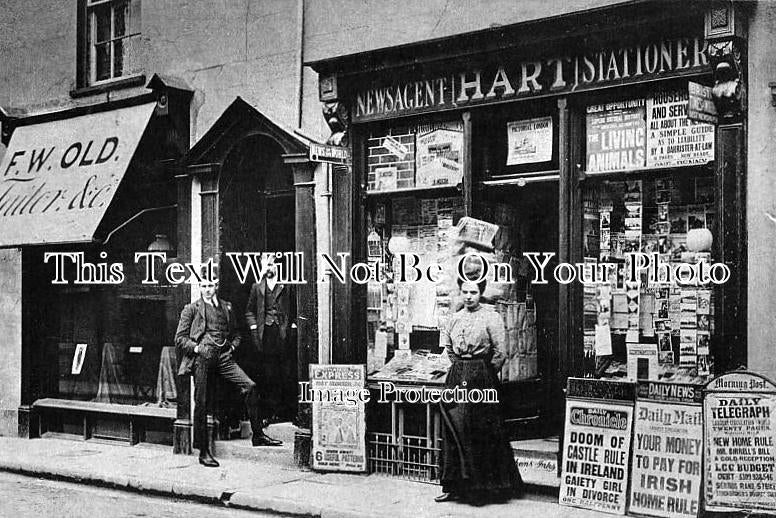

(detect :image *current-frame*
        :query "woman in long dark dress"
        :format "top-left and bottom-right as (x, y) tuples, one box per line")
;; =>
(435, 279), (524, 505)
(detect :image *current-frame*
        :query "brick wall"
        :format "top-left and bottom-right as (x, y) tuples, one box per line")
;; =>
(367, 129), (416, 191)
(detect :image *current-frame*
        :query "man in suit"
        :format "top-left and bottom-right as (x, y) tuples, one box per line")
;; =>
(245, 254), (296, 423)
(175, 273), (282, 468)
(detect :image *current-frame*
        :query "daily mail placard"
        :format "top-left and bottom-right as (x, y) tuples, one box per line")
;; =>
(704, 372), (776, 514)
(309, 364), (367, 472)
(560, 397), (633, 514)
(629, 381), (703, 518)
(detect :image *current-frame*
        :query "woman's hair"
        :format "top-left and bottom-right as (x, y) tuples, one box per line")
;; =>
(457, 276), (487, 295)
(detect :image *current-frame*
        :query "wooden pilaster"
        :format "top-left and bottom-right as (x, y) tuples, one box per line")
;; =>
(286, 154), (318, 466)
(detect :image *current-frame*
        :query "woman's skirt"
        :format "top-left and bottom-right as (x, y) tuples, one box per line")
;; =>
(439, 358), (523, 495)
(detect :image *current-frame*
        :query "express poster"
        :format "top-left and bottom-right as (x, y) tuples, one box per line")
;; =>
(560, 399), (633, 514)
(704, 372), (776, 514)
(629, 382), (703, 518)
(310, 364), (368, 472)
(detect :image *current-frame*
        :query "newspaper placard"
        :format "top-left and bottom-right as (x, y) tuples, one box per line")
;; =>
(586, 101), (646, 174)
(560, 398), (633, 515)
(310, 364), (368, 472)
(506, 117), (553, 165)
(629, 382), (703, 518)
(646, 90), (715, 168)
(704, 371), (776, 514)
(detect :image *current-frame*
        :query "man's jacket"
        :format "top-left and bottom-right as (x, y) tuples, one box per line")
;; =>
(245, 278), (293, 347)
(174, 298), (241, 376)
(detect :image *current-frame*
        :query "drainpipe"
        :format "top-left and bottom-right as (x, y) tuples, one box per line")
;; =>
(296, 0), (305, 129)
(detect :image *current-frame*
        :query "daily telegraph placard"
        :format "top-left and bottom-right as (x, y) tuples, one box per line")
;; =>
(704, 372), (776, 514)
(629, 382), (703, 518)
(560, 399), (633, 515)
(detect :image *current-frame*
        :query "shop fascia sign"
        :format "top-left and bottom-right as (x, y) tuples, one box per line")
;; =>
(353, 35), (709, 122)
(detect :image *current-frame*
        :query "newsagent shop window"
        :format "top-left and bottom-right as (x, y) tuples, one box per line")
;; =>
(581, 89), (717, 382)
(362, 116), (546, 387)
(78, 0), (142, 86)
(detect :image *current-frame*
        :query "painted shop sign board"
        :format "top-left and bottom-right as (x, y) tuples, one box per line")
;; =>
(0, 102), (156, 246)
(560, 378), (635, 515)
(353, 35), (709, 122)
(704, 371), (776, 514)
(629, 381), (703, 518)
(310, 364), (368, 472)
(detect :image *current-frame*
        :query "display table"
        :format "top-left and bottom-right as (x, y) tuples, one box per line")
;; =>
(367, 351), (448, 483)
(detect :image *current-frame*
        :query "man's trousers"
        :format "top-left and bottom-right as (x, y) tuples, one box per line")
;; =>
(193, 344), (262, 450)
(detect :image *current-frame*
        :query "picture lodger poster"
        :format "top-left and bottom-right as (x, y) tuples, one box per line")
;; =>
(560, 399), (633, 514)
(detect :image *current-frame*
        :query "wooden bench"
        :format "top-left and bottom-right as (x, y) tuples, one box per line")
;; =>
(32, 398), (177, 446)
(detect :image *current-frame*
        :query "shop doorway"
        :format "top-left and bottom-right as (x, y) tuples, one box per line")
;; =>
(477, 181), (560, 439)
(217, 133), (298, 431)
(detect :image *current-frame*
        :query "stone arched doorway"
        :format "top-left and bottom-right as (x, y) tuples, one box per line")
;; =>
(218, 133), (298, 427)
(177, 97), (312, 450)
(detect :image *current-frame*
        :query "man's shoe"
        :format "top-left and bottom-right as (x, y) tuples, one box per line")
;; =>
(434, 492), (459, 503)
(252, 433), (283, 447)
(198, 452), (220, 468)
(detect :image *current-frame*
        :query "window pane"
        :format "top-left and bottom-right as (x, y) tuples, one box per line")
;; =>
(114, 1), (127, 38)
(95, 42), (111, 81)
(113, 40), (124, 77)
(94, 4), (111, 43)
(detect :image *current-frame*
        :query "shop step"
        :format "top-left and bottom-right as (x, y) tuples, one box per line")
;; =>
(512, 436), (560, 489)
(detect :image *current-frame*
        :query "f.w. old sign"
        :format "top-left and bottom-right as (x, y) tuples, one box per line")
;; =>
(353, 36), (709, 122)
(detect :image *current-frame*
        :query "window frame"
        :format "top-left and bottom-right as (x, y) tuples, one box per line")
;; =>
(75, 0), (142, 92)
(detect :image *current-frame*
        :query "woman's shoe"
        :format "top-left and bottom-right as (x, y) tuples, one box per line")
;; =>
(434, 492), (459, 503)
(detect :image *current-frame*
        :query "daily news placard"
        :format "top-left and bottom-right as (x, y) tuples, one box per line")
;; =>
(629, 381), (703, 518)
(704, 372), (776, 514)
(561, 379), (635, 515)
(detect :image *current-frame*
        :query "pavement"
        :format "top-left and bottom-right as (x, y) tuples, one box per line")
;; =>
(0, 425), (611, 518)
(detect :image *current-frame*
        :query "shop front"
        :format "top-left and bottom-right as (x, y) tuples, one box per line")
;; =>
(309, 1), (746, 484)
(2, 78), (192, 445)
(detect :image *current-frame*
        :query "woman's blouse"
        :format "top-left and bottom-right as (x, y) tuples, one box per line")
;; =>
(439, 305), (506, 371)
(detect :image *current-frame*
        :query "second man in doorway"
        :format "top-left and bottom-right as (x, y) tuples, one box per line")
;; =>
(245, 254), (297, 424)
